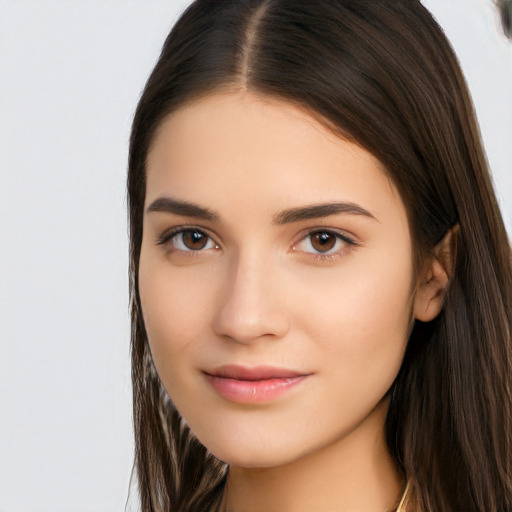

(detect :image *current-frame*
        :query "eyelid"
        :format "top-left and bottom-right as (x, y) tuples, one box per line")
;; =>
(155, 225), (358, 259)
(156, 226), (220, 252)
(291, 228), (358, 258)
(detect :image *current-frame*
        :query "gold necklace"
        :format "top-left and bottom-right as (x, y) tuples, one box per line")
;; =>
(395, 480), (411, 512)
(220, 478), (412, 512)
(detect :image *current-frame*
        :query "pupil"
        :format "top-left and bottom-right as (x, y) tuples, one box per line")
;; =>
(184, 231), (207, 250)
(312, 232), (335, 252)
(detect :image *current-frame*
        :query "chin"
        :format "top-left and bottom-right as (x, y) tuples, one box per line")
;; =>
(191, 426), (311, 469)
(211, 447), (298, 469)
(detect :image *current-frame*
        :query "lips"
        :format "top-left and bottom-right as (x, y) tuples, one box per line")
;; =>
(203, 365), (311, 404)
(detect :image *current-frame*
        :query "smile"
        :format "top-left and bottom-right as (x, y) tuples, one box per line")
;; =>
(203, 365), (311, 404)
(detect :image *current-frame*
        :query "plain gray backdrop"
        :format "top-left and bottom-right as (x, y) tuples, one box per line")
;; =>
(0, 1), (510, 511)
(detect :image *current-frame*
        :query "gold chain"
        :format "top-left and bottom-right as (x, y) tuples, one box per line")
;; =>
(395, 480), (411, 512)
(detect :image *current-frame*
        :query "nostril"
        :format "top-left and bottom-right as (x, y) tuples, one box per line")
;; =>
(211, 262), (290, 343)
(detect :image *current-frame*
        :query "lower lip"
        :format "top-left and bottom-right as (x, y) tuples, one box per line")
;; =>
(205, 374), (309, 404)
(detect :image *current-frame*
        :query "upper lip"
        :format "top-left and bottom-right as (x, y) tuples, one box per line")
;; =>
(204, 365), (310, 381)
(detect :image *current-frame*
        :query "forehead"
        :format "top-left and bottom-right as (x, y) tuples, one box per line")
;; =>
(145, 91), (405, 224)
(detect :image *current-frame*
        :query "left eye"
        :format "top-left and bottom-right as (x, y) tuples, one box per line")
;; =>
(167, 229), (217, 251)
(294, 230), (353, 255)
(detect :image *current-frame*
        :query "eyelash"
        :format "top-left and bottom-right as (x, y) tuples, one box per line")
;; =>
(156, 227), (219, 256)
(156, 227), (358, 261)
(293, 230), (357, 261)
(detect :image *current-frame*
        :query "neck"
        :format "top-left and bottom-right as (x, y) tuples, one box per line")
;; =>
(221, 399), (404, 512)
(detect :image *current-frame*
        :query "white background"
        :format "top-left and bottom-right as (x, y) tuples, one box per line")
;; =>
(0, 1), (510, 511)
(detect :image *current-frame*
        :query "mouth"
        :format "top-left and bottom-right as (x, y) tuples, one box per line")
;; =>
(203, 365), (311, 404)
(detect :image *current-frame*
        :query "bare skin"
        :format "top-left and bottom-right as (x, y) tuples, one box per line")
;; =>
(221, 398), (403, 512)
(139, 90), (448, 511)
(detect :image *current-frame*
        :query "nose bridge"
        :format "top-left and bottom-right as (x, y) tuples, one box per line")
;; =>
(212, 246), (289, 343)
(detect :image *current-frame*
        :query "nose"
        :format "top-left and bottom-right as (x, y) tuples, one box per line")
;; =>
(211, 252), (290, 344)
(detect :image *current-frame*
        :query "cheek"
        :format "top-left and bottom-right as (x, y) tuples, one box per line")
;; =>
(137, 249), (215, 382)
(295, 250), (414, 378)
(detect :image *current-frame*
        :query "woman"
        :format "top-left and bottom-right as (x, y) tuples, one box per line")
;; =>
(127, 1), (512, 510)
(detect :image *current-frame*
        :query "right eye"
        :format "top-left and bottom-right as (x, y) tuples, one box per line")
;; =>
(158, 229), (218, 252)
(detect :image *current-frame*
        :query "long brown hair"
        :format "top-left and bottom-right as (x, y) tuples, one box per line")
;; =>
(127, 1), (512, 510)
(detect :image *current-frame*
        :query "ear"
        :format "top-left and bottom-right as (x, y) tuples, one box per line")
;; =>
(414, 225), (458, 322)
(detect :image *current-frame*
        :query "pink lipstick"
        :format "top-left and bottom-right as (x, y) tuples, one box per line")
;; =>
(203, 365), (310, 404)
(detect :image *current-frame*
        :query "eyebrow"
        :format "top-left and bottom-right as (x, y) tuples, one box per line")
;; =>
(146, 197), (377, 224)
(272, 202), (378, 224)
(146, 197), (219, 221)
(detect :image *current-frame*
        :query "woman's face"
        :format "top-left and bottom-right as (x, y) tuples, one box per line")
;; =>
(139, 91), (416, 467)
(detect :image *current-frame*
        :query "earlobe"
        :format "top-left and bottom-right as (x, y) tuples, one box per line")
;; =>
(414, 225), (458, 322)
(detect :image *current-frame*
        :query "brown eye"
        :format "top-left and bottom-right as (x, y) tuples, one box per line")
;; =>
(310, 231), (337, 252)
(293, 229), (354, 258)
(163, 229), (217, 252)
(181, 230), (209, 250)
